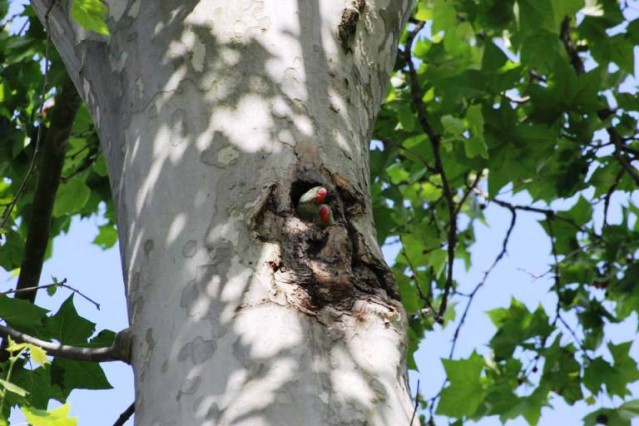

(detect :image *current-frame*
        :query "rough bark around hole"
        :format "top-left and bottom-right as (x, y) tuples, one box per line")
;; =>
(249, 169), (400, 321)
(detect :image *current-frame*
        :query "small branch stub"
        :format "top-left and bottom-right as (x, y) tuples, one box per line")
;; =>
(0, 324), (131, 364)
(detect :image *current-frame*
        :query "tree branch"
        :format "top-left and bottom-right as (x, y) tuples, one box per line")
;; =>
(401, 22), (458, 318)
(488, 195), (602, 242)
(409, 379), (420, 426)
(15, 77), (81, 303)
(113, 402), (135, 426)
(449, 206), (517, 359)
(3, 278), (101, 310)
(0, 325), (131, 363)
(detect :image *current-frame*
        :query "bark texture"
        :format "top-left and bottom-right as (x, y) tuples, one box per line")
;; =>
(31, 0), (416, 424)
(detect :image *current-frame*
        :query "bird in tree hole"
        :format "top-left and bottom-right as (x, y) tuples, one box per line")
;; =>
(296, 186), (334, 226)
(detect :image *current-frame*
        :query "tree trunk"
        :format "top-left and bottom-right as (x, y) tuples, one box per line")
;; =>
(31, 0), (415, 424)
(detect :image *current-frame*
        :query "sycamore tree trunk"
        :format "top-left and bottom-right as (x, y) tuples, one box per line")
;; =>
(32, 1), (415, 424)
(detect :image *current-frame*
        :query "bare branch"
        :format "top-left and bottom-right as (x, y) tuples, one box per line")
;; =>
(409, 379), (420, 426)
(400, 236), (441, 323)
(401, 22), (458, 319)
(488, 195), (603, 242)
(113, 402), (135, 426)
(0, 324), (130, 364)
(560, 17), (585, 75)
(13, 77), (81, 304)
(3, 278), (101, 310)
(449, 207), (517, 358)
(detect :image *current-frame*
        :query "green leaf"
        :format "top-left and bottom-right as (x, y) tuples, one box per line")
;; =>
(0, 229), (25, 271)
(541, 338), (583, 404)
(396, 103), (415, 132)
(521, 30), (562, 73)
(437, 353), (487, 417)
(516, 0), (557, 37)
(607, 341), (639, 397)
(583, 357), (615, 395)
(93, 154), (108, 177)
(71, 0), (109, 36)
(92, 224), (118, 249)
(618, 399), (639, 421)
(441, 115), (465, 136)
(5, 341), (49, 367)
(565, 196), (593, 227)
(0, 295), (49, 336)
(487, 299), (553, 360)
(426, 249), (447, 279)
(0, 379), (28, 397)
(46, 296), (96, 345)
(53, 179), (91, 217)
(21, 403), (77, 426)
(12, 367), (67, 409)
(51, 358), (112, 391)
(608, 35), (635, 75)
(414, 0), (433, 21)
(583, 408), (631, 426)
(386, 163), (410, 185)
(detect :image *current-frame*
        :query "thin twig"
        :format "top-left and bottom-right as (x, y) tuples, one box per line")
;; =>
(410, 379), (420, 425)
(113, 402), (135, 426)
(560, 17), (585, 75)
(378, 137), (437, 174)
(548, 218), (561, 324)
(488, 195), (602, 241)
(449, 207), (517, 358)
(522, 216), (561, 379)
(454, 172), (482, 217)
(557, 314), (592, 361)
(427, 208), (517, 421)
(401, 22), (458, 319)
(2, 278), (101, 310)
(400, 236), (440, 323)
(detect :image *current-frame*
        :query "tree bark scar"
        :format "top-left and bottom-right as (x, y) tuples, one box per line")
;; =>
(338, 0), (366, 53)
(248, 176), (398, 319)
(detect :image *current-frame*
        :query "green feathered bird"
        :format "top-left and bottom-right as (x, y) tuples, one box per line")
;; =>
(296, 186), (333, 226)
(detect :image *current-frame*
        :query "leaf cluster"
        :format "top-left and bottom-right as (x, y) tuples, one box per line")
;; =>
(0, 2), (115, 420)
(374, 0), (639, 424)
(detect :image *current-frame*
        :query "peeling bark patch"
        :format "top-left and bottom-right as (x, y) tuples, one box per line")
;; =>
(145, 328), (155, 352)
(180, 261), (230, 319)
(232, 336), (252, 368)
(248, 176), (399, 317)
(178, 336), (217, 364)
(144, 239), (154, 255)
(177, 376), (201, 400)
(170, 109), (187, 143)
(182, 240), (197, 257)
(338, 0), (366, 53)
(217, 146), (239, 166)
(194, 399), (220, 421)
(200, 131), (232, 167)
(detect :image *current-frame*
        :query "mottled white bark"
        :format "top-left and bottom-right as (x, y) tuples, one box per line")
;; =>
(31, 0), (415, 424)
